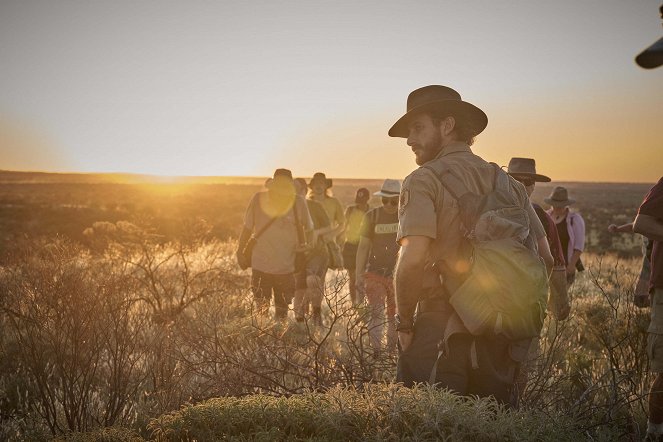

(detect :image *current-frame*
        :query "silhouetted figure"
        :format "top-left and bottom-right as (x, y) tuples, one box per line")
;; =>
(633, 177), (663, 440)
(236, 169), (313, 319)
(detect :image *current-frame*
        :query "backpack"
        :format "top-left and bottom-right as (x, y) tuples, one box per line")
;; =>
(423, 162), (549, 341)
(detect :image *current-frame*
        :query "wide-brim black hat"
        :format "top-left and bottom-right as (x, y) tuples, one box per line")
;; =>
(507, 157), (551, 183)
(388, 85), (488, 138)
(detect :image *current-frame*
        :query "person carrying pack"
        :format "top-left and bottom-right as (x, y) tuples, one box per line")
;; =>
(389, 85), (553, 406)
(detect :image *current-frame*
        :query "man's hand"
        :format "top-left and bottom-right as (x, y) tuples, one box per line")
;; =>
(566, 266), (576, 285)
(608, 224), (618, 234)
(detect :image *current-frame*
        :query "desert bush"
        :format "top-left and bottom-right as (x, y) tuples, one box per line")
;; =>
(523, 253), (651, 438)
(0, 223), (241, 438)
(147, 383), (596, 441)
(0, 219), (655, 440)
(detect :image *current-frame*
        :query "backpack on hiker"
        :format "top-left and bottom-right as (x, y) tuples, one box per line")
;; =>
(423, 162), (549, 341)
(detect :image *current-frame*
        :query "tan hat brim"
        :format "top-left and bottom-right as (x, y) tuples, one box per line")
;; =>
(388, 100), (488, 138)
(509, 172), (551, 183)
(544, 198), (575, 207)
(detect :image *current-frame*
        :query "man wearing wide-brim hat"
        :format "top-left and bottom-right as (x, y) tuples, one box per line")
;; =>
(545, 186), (585, 287)
(507, 158), (569, 321)
(236, 168), (313, 320)
(390, 85), (553, 406)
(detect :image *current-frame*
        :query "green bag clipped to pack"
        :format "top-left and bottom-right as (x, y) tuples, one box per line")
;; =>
(424, 162), (549, 341)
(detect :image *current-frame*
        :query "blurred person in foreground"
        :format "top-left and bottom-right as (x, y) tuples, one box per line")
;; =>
(507, 158), (570, 320)
(355, 179), (401, 355)
(342, 188), (371, 306)
(633, 177), (663, 441)
(293, 178), (333, 326)
(635, 4), (663, 69)
(390, 85), (552, 405)
(545, 186), (586, 285)
(236, 169), (313, 320)
(608, 221), (653, 308)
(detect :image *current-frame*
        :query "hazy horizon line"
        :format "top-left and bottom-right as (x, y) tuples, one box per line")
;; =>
(0, 168), (657, 186)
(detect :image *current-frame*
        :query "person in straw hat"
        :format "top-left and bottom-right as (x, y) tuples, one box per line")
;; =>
(507, 157), (569, 321)
(390, 85), (553, 405)
(355, 179), (401, 356)
(545, 186), (585, 285)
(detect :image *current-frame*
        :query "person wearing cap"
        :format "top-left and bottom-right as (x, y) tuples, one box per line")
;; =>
(507, 158), (570, 321)
(545, 186), (586, 285)
(342, 188), (371, 306)
(389, 85), (552, 404)
(355, 179), (401, 355)
(633, 177), (663, 440)
(237, 168), (313, 320)
(292, 178), (334, 325)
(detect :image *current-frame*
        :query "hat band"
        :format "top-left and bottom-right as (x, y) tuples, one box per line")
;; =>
(380, 190), (400, 195)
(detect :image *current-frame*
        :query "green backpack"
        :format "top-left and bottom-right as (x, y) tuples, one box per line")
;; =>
(423, 162), (549, 341)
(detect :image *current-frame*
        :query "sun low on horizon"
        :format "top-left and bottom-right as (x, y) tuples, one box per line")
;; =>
(1, 0), (661, 184)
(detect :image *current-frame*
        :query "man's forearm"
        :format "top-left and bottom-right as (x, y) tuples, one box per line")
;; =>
(394, 255), (424, 323)
(567, 250), (582, 273)
(355, 238), (371, 275)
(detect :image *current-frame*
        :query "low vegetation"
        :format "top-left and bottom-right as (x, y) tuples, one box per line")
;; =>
(0, 176), (655, 440)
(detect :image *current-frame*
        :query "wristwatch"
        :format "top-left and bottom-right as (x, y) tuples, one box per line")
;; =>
(394, 314), (414, 333)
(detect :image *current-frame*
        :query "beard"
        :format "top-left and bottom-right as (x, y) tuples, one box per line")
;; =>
(412, 130), (443, 166)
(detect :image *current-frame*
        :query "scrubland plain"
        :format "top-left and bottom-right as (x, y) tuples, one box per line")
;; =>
(0, 171), (656, 440)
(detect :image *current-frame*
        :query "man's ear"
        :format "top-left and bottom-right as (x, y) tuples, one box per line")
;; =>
(441, 116), (456, 136)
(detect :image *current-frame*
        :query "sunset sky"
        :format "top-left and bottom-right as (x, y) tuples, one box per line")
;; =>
(1, 0), (661, 183)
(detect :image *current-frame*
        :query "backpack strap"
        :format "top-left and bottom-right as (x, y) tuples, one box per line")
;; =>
(422, 163), (473, 201)
(492, 163), (511, 194)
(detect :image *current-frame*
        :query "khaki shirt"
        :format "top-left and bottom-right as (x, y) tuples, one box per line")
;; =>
(398, 142), (545, 291)
(243, 192), (313, 274)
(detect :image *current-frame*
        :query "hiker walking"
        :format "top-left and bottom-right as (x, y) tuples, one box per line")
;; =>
(236, 169), (313, 319)
(292, 178), (333, 325)
(342, 188), (371, 306)
(390, 85), (553, 405)
(355, 179), (401, 355)
(545, 186), (585, 285)
(632, 177), (663, 440)
(308, 172), (346, 277)
(507, 158), (570, 320)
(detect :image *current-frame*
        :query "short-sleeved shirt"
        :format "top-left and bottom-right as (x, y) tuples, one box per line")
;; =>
(344, 204), (369, 245)
(534, 204), (565, 268)
(638, 177), (663, 291)
(360, 207), (400, 277)
(243, 192), (313, 274)
(397, 142), (546, 290)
